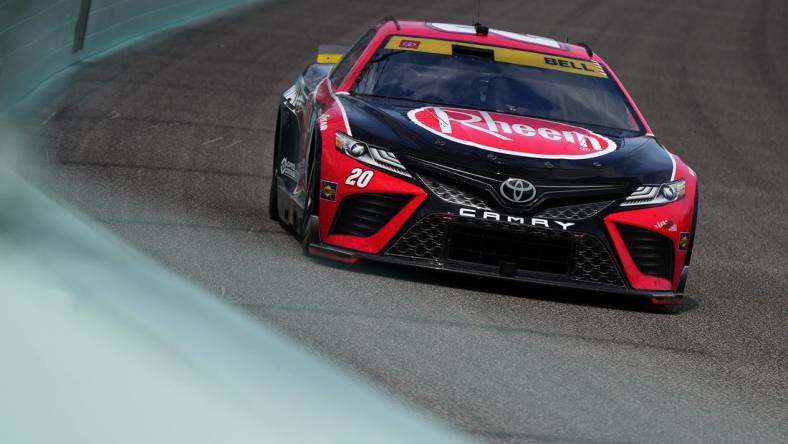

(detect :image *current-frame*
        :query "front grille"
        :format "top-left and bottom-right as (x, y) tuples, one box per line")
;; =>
(419, 173), (612, 220)
(387, 215), (625, 287)
(572, 236), (626, 286)
(447, 224), (572, 274)
(418, 174), (491, 210)
(330, 193), (411, 237)
(535, 201), (613, 220)
(617, 224), (673, 280)
(386, 214), (447, 260)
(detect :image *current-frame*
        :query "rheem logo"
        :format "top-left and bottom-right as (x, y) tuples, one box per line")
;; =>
(407, 106), (617, 159)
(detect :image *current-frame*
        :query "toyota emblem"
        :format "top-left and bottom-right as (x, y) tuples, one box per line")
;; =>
(500, 178), (537, 204)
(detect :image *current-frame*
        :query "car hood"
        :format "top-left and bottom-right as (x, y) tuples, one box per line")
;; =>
(340, 95), (674, 185)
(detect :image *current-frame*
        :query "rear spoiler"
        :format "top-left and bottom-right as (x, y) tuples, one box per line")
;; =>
(317, 45), (349, 64)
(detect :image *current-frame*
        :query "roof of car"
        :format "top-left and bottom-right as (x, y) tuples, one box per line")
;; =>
(376, 20), (595, 61)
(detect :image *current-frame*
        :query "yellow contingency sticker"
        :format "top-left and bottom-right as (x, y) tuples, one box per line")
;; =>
(317, 53), (343, 64)
(385, 36), (607, 78)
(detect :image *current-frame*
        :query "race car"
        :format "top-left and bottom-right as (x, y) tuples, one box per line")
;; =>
(269, 18), (698, 305)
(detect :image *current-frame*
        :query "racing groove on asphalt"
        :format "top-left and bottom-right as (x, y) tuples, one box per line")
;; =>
(19, 0), (787, 442)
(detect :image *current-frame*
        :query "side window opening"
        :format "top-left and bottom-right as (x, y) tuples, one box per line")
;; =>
(329, 29), (376, 87)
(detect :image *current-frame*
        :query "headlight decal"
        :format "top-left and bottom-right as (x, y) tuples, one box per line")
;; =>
(335, 132), (411, 178)
(620, 179), (685, 207)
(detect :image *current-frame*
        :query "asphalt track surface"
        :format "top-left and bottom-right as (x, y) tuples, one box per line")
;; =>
(14, 0), (787, 442)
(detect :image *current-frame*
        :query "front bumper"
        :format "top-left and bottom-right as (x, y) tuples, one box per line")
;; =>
(306, 214), (687, 301)
(312, 193), (692, 301)
(316, 146), (696, 300)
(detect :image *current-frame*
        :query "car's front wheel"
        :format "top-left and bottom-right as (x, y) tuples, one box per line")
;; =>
(268, 174), (279, 221)
(299, 131), (321, 252)
(269, 111), (282, 222)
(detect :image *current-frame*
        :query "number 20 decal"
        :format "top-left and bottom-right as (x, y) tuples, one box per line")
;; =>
(345, 168), (374, 188)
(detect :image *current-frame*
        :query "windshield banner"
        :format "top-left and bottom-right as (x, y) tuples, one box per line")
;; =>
(385, 36), (607, 78)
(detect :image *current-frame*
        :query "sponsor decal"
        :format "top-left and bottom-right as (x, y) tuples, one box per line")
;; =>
(679, 232), (690, 250)
(500, 178), (536, 204)
(385, 36), (606, 78)
(319, 180), (337, 201)
(458, 207), (575, 231)
(544, 56), (597, 74)
(407, 106), (617, 159)
(318, 113), (329, 131)
(316, 45), (346, 64)
(280, 158), (297, 180)
(316, 53), (343, 64)
(655, 219), (677, 232)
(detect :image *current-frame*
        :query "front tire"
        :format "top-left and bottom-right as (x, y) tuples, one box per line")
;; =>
(269, 110), (282, 222)
(299, 130), (321, 253)
(268, 175), (279, 221)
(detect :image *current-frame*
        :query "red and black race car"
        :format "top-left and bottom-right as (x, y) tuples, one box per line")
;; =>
(269, 19), (698, 304)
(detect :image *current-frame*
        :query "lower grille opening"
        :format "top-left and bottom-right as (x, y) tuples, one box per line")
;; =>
(386, 215), (625, 287)
(330, 193), (411, 237)
(447, 224), (572, 275)
(617, 224), (674, 280)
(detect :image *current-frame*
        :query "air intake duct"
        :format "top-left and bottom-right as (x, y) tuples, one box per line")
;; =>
(617, 224), (674, 280)
(330, 193), (411, 237)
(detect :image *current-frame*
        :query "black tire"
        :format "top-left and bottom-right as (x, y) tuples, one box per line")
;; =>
(299, 130), (321, 250)
(268, 174), (279, 221)
(268, 110), (282, 221)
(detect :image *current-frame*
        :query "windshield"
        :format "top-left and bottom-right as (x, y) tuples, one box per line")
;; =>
(353, 36), (643, 136)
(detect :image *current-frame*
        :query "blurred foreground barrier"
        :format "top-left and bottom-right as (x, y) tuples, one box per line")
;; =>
(0, 147), (469, 443)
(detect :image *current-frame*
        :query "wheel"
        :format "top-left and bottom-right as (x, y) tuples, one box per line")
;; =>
(299, 131), (321, 253)
(268, 174), (279, 221)
(269, 111), (282, 221)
